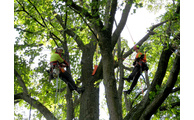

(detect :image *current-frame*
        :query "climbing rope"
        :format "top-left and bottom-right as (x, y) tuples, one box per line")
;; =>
(29, 92), (32, 120)
(53, 75), (60, 120)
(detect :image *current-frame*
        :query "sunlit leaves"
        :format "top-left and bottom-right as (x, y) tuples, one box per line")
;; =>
(14, 0), (180, 119)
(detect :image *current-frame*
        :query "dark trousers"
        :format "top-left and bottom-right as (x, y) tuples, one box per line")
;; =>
(59, 71), (78, 91)
(128, 65), (141, 92)
(127, 62), (148, 93)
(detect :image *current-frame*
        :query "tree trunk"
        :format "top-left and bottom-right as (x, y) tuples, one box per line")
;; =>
(117, 35), (124, 117)
(63, 36), (75, 120)
(79, 42), (99, 120)
(100, 33), (122, 120)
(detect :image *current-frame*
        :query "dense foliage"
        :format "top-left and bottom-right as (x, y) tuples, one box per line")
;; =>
(14, 0), (180, 119)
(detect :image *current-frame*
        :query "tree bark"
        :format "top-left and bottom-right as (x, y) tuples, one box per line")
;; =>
(99, 32), (122, 120)
(14, 93), (57, 120)
(139, 55), (180, 119)
(79, 41), (99, 120)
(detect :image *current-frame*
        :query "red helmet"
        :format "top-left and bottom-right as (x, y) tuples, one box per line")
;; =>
(133, 45), (140, 50)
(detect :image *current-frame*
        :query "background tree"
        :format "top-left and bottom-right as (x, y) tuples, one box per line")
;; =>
(14, 0), (180, 119)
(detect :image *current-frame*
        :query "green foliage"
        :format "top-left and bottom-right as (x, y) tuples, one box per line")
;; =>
(14, 0), (179, 119)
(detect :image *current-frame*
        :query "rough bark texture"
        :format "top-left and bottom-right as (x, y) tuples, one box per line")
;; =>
(100, 33), (122, 120)
(79, 41), (100, 120)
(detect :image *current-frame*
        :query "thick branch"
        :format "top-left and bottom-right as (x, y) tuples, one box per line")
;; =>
(108, 0), (117, 34)
(14, 69), (28, 94)
(64, 28), (85, 50)
(112, 0), (133, 49)
(104, 0), (111, 27)
(62, 0), (103, 27)
(14, 93), (57, 120)
(150, 45), (174, 90)
(54, 11), (85, 49)
(140, 54), (180, 119)
(123, 20), (168, 59)
(159, 101), (180, 111)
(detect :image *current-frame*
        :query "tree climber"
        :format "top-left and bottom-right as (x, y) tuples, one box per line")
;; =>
(123, 45), (149, 94)
(49, 47), (84, 94)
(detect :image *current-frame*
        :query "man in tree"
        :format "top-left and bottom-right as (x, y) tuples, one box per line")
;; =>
(123, 45), (148, 94)
(49, 47), (84, 94)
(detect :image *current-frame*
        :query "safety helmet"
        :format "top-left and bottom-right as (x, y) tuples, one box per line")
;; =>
(56, 47), (64, 51)
(133, 45), (140, 50)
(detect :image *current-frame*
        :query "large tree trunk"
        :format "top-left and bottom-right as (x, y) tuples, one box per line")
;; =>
(79, 42), (100, 120)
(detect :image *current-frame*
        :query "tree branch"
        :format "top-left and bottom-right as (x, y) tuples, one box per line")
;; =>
(111, 0), (133, 49)
(140, 54), (180, 119)
(16, 0), (46, 28)
(108, 0), (118, 34)
(159, 101), (180, 111)
(123, 45), (175, 120)
(150, 45), (174, 91)
(62, 0), (103, 40)
(14, 69), (28, 94)
(14, 93), (57, 120)
(64, 28), (85, 50)
(49, 32), (63, 45)
(131, 88), (148, 105)
(53, 11), (85, 49)
(123, 20), (168, 59)
(62, 0), (103, 27)
(27, 0), (48, 27)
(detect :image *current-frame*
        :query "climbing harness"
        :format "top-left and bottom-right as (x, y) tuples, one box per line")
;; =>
(50, 62), (66, 79)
